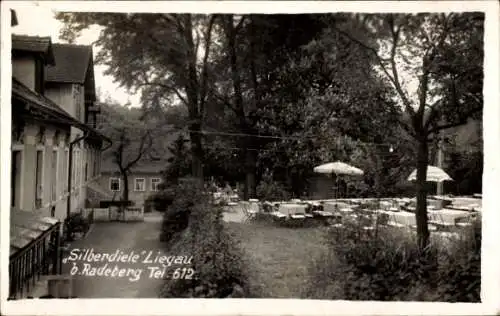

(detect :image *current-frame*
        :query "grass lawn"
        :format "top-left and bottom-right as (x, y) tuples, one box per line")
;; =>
(225, 220), (328, 298)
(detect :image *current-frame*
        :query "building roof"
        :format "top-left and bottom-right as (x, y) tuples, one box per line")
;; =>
(12, 77), (71, 117)
(12, 77), (110, 143)
(45, 44), (93, 84)
(12, 34), (55, 65)
(101, 159), (169, 174)
(10, 209), (59, 257)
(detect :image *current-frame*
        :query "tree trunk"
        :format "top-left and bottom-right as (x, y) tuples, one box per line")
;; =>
(225, 15), (254, 199)
(189, 120), (204, 181)
(244, 148), (257, 199)
(122, 171), (129, 210)
(415, 137), (430, 250)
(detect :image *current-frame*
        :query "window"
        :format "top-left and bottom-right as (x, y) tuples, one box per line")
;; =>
(134, 178), (145, 192)
(51, 150), (58, 201)
(11, 150), (22, 208)
(35, 150), (43, 208)
(110, 178), (120, 192)
(151, 178), (161, 192)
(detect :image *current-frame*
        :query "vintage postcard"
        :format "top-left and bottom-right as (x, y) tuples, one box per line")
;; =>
(1, 1), (499, 315)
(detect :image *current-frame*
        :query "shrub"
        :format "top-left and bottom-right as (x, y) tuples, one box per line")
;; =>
(303, 213), (481, 302)
(256, 178), (290, 201)
(64, 212), (90, 242)
(432, 219), (481, 302)
(150, 187), (176, 213)
(159, 180), (255, 298)
(159, 178), (204, 242)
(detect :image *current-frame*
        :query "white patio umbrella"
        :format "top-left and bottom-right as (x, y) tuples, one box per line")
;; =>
(313, 161), (364, 176)
(314, 161), (364, 198)
(407, 165), (453, 182)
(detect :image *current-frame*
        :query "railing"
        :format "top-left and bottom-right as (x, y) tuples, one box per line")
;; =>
(9, 222), (62, 299)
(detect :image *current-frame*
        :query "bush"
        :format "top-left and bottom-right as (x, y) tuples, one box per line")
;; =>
(64, 212), (90, 242)
(256, 178), (290, 201)
(159, 179), (204, 242)
(159, 179), (255, 298)
(150, 187), (176, 213)
(303, 213), (481, 302)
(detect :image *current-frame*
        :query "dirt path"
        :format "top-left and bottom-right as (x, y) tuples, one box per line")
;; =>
(62, 212), (166, 298)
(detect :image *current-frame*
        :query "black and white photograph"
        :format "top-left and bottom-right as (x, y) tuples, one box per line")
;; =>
(1, 1), (499, 315)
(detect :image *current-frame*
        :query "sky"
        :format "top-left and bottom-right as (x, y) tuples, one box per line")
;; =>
(9, 1), (142, 107)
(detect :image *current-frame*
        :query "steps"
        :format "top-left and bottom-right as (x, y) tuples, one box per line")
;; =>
(24, 275), (75, 299)
(86, 182), (114, 206)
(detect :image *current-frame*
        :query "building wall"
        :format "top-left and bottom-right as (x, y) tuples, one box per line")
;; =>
(98, 172), (163, 206)
(12, 122), (69, 220)
(11, 121), (103, 219)
(12, 57), (36, 90)
(45, 84), (75, 118)
(45, 83), (98, 213)
(12, 57), (103, 221)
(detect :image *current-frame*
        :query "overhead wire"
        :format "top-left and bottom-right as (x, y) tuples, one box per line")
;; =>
(96, 120), (397, 150)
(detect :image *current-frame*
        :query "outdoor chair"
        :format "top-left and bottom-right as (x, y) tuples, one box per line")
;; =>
(262, 201), (274, 213)
(241, 202), (259, 223)
(386, 213), (406, 228)
(428, 213), (456, 231)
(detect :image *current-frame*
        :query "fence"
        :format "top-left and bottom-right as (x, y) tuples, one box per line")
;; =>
(9, 222), (62, 299)
(82, 207), (144, 222)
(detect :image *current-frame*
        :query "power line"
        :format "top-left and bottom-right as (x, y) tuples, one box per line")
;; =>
(98, 123), (397, 149)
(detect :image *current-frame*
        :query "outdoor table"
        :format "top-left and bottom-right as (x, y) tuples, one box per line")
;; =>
(313, 210), (334, 217)
(279, 203), (308, 216)
(323, 202), (351, 213)
(429, 209), (471, 225)
(339, 208), (354, 213)
(391, 211), (416, 227)
(270, 211), (287, 219)
(380, 201), (392, 208)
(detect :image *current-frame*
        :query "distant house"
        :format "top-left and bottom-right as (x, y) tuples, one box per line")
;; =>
(98, 159), (168, 207)
(10, 29), (110, 298)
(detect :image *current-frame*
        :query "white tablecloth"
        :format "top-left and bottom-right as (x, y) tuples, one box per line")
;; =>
(323, 202), (351, 213)
(429, 209), (471, 225)
(391, 211), (416, 227)
(380, 209), (471, 227)
(279, 203), (308, 216)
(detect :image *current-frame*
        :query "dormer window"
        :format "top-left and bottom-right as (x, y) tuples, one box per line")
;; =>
(12, 35), (55, 93)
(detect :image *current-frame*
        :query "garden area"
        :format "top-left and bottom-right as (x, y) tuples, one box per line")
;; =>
(154, 179), (481, 302)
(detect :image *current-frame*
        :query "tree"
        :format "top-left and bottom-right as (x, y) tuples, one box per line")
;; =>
(164, 134), (192, 184)
(99, 101), (159, 203)
(57, 13), (217, 181)
(249, 14), (407, 198)
(331, 13), (483, 249)
(211, 14), (328, 199)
